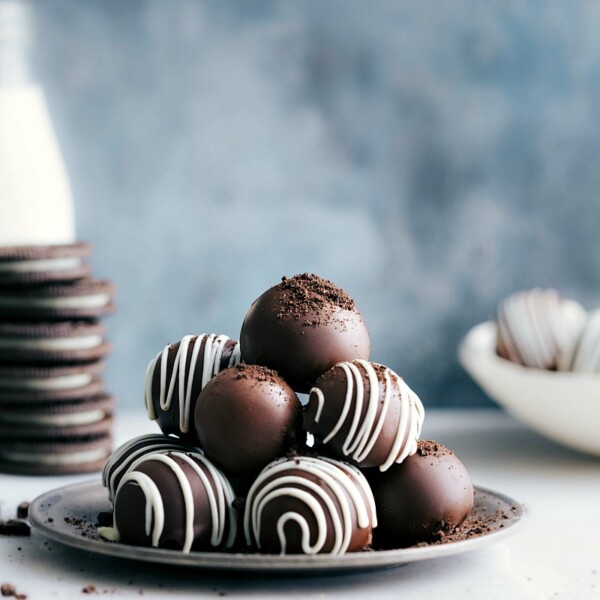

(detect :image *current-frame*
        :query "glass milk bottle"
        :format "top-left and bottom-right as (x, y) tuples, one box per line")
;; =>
(0, 0), (75, 246)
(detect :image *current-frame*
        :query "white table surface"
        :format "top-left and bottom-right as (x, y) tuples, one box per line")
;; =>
(1, 408), (599, 600)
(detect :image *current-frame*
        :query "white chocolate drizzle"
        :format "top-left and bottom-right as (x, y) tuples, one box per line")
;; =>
(144, 334), (241, 433)
(113, 450), (237, 553)
(309, 360), (424, 472)
(119, 471), (165, 547)
(102, 434), (200, 502)
(244, 456), (376, 555)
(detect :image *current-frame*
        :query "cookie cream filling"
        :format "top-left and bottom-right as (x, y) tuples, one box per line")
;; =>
(0, 447), (109, 465)
(0, 335), (103, 351)
(0, 294), (110, 309)
(0, 257), (83, 273)
(0, 373), (93, 390)
(0, 409), (106, 427)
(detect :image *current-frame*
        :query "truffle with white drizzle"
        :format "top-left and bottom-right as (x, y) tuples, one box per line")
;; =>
(104, 450), (237, 553)
(102, 433), (201, 503)
(558, 308), (600, 373)
(496, 288), (586, 370)
(304, 360), (425, 471)
(145, 334), (241, 443)
(244, 455), (377, 555)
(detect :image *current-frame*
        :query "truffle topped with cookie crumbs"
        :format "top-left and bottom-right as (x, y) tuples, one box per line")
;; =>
(194, 364), (302, 476)
(240, 274), (371, 392)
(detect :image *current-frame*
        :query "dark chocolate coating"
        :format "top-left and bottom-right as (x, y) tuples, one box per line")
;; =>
(240, 274), (370, 392)
(114, 452), (236, 551)
(367, 440), (474, 548)
(147, 335), (240, 444)
(194, 364), (302, 477)
(304, 360), (424, 469)
(245, 457), (375, 554)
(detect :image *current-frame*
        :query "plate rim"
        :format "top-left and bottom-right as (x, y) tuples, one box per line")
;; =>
(28, 478), (526, 573)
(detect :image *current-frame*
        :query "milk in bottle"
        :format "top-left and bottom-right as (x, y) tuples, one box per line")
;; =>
(0, 0), (75, 246)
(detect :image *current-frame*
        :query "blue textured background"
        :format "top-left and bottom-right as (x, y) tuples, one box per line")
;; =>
(32, 0), (600, 408)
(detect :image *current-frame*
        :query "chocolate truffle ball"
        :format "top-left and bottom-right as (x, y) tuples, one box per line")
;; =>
(194, 364), (302, 477)
(304, 360), (425, 471)
(496, 288), (585, 369)
(244, 456), (377, 555)
(367, 440), (474, 549)
(113, 451), (237, 553)
(102, 433), (200, 503)
(145, 333), (241, 443)
(240, 274), (371, 392)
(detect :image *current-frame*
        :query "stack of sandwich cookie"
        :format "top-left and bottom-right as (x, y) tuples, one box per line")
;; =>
(0, 242), (116, 475)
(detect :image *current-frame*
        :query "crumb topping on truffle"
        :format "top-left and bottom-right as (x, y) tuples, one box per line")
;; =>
(276, 273), (357, 325)
(416, 440), (452, 458)
(232, 363), (280, 384)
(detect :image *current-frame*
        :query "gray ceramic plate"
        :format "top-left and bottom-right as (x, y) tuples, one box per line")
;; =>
(29, 480), (525, 574)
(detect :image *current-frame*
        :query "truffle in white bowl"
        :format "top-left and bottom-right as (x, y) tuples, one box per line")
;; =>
(459, 321), (600, 457)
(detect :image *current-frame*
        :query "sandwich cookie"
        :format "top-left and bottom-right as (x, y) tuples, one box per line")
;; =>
(0, 279), (115, 321)
(0, 243), (91, 286)
(0, 378), (105, 404)
(0, 434), (113, 475)
(0, 394), (114, 439)
(0, 321), (111, 364)
(0, 361), (104, 396)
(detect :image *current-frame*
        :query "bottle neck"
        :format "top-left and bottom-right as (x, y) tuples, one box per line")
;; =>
(0, 0), (34, 88)
(0, 39), (32, 87)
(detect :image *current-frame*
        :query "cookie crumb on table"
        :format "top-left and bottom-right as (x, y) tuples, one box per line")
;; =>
(0, 582), (27, 599)
(0, 520), (30, 537)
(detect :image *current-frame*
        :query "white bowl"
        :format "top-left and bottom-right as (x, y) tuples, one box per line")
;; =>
(458, 321), (600, 456)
